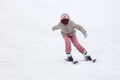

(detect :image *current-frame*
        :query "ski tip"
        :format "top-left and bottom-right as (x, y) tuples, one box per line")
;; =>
(92, 59), (96, 63)
(73, 61), (78, 64)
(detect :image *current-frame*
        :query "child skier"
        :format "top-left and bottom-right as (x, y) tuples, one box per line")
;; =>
(52, 13), (92, 62)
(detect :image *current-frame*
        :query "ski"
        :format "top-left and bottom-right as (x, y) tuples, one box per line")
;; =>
(65, 59), (78, 64)
(65, 58), (96, 64)
(84, 58), (97, 63)
(92, 59), (96, 63)
(73, 60), (79, 64)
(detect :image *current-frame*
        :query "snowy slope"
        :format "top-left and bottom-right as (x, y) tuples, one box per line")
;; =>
(0, 0), (120, 80)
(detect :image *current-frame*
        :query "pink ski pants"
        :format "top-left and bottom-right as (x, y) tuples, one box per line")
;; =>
(63, 34), (86, 54)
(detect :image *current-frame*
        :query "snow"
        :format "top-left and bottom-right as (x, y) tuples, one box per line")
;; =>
(0, 0), (120, 80)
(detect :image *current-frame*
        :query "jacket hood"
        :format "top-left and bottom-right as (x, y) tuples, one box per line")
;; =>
(61, 13), (70, 20)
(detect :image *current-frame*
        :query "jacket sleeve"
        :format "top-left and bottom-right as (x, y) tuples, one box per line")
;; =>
(72, 21), (87, 34)
(52, 23), (61, 31)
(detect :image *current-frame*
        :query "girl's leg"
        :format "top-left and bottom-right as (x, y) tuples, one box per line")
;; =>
(63, 35), (73, 61)
(70, 35), (92, 61)
(70, 34), (86, 54)
(63, 35), (71, 53)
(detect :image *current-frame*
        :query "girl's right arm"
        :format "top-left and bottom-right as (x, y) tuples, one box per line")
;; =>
(52, 23), (61, 31)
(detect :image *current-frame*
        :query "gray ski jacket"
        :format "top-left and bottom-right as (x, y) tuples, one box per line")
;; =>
(52, 20), (87, 36)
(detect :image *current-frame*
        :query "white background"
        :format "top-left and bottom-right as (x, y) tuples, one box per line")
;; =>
(0, 0), (120, 80)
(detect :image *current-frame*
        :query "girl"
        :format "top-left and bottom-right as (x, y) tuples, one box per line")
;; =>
(52, 13), (92, 61)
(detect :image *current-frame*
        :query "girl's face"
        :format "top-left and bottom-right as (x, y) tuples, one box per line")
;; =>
(61, 19), (69, 25)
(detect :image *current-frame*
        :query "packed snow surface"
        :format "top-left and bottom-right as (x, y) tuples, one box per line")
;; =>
(0, 0), (120, 80)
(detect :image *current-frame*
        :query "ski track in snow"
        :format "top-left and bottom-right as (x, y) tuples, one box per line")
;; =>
(0, 0), (120, 80)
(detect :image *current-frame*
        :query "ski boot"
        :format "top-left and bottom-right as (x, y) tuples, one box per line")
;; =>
(83, 52), (92, 61)
(66, 53), (74, 62)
